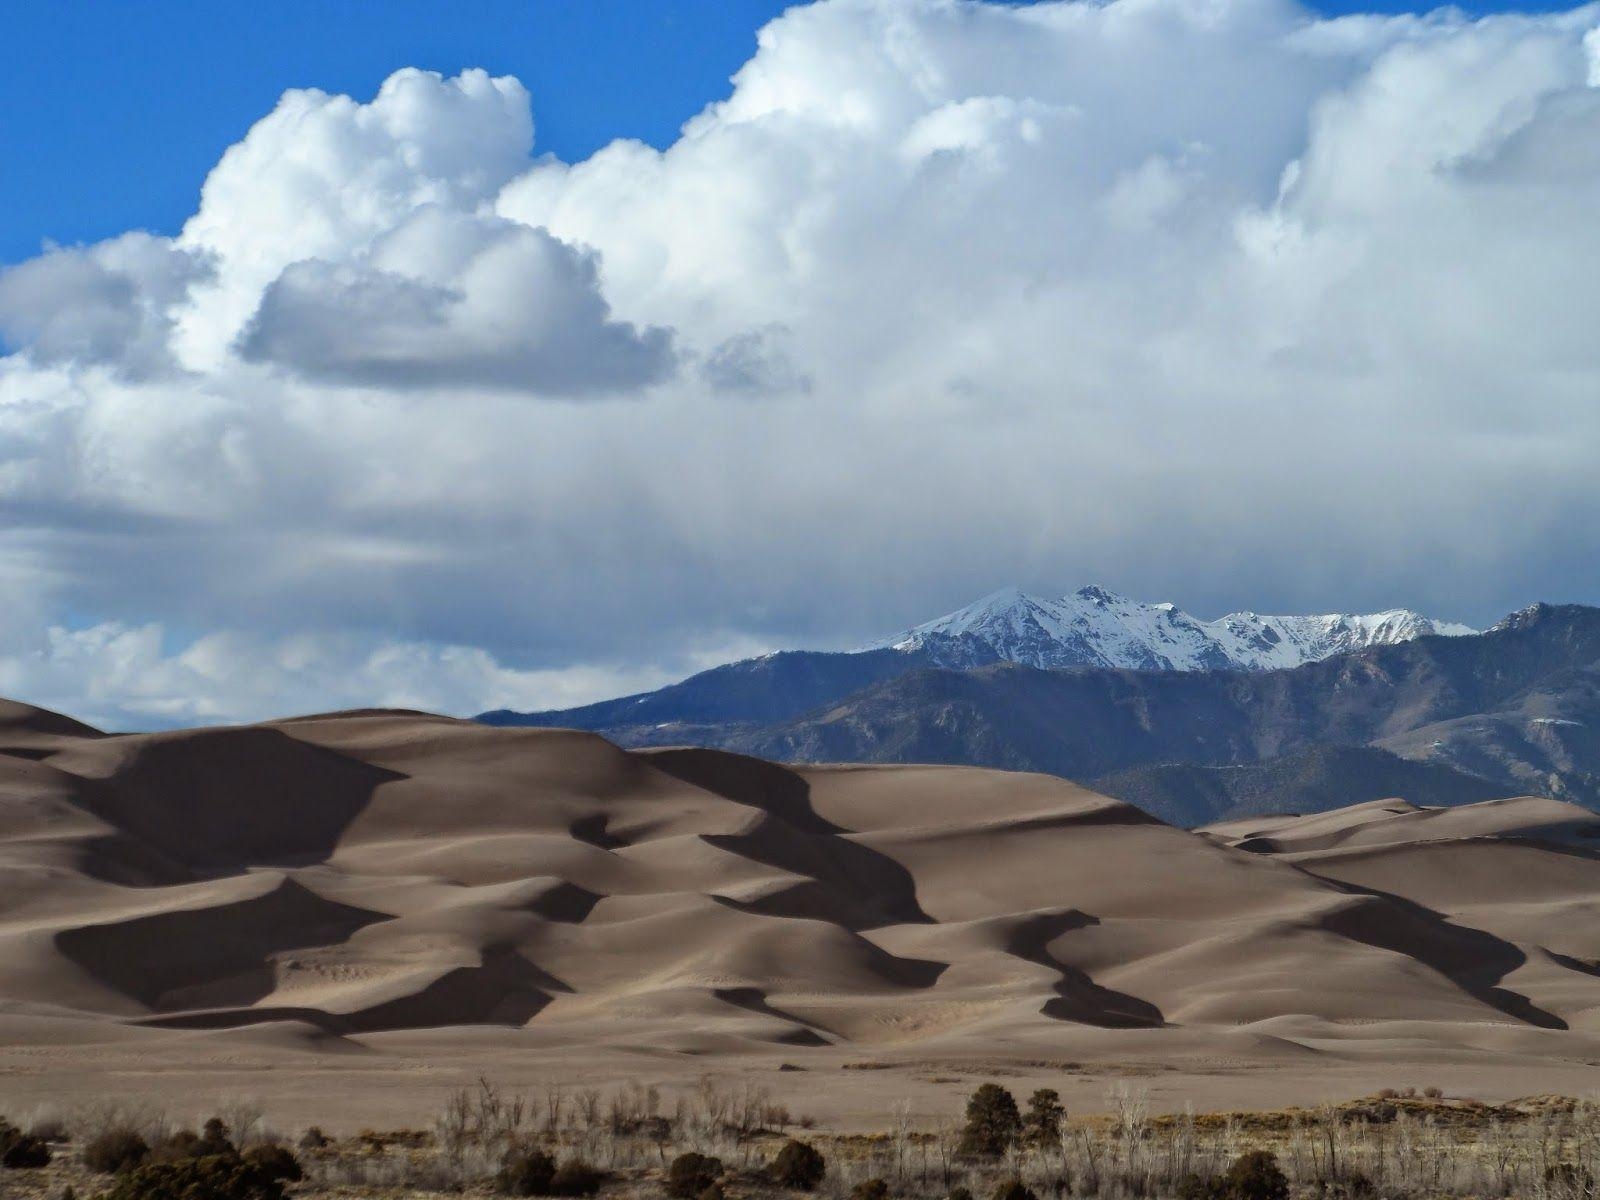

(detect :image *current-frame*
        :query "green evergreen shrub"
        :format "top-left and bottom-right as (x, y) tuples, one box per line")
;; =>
(958, 1084), (1022, 1158)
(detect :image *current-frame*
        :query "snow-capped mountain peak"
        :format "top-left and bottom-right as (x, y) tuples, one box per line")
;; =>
(873, 587), (1475, 673)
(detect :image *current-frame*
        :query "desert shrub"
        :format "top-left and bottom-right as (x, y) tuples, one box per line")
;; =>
(242, 1144), (302, 1183)
(0, 1118), (52, 1169)
(198, 1117), (237, 1157)
(1347, 1102), (1397, 1125)
(1422, 1085), (1443, 1099)
(1320, 1173), (1375, 1199)
(548, 1157), (604, 1196)
(851, 1178), (889, 1200)
(958, 1085), (1021, 1158)
(28, 1113), (69, 1143)
(1218, 1151), (1288, 1200)
(145, 1130), (202, 1165)
(989, 1179), (1037, 1200)
(668, 1151), (724, 1198)
(1547, 1163), (1595, 1199)
(84, 1128), (150, 1174)
(497, 1148), (557, 1196)
(146, 1118), (241, 1166)
(1022, 1089), (1064, 1149)
(297, 1126), (330, 1151)
(93, 1154), (287, 1200)
(769, 1139), (827, 1190)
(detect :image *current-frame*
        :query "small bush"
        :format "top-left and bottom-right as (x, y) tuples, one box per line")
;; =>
(851, 1178), (889, 1200)
(668, 1152), (724, 1199)
(145, 1130), (202, 1166)
(93, 1154), (287, 1200)
(1321, 1173), (1376, 1199)
(242, 1145), (302, 1183)
(0, 1118), (52, 1169)
(297, 1127), (330, 1151)
(989, 1179), (1037, 1200)
(548, 1157), (604, 1196)
(498, 1148), (557, 1196)
(28, 1114), (69, 1143)
(84, 1128), (150, 1174)
(1423, 1085), (1443, 1099)
(769, 1139), (826, 1190)
(198, 1117), (237, 1157)
(1219, 1151), (1288, 1200)
(1547, 1163), (1595, 1196)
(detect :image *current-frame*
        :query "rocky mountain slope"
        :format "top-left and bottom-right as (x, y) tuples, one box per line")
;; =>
(481, 588), (1479, 792)
(523, 604), (1600, 815)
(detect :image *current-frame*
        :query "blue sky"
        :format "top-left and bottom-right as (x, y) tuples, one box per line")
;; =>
(1, 1), (786, 264)
(1, 0), (1569, 266)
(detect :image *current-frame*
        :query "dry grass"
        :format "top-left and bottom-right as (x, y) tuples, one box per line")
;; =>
(5, 1080), (1600, 1200)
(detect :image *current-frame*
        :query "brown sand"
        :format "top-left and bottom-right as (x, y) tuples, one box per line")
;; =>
(3, 701), (1600, 1130)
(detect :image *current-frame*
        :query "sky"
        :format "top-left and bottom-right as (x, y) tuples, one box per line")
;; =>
(2, 0), (1599, 728)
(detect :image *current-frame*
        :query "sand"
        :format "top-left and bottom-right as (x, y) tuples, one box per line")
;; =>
(3, 700), (1600, 1130)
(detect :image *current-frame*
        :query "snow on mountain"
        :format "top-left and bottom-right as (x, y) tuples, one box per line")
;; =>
(870, 586), (1476, 673)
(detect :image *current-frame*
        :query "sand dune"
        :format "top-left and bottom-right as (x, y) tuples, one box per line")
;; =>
(5, 701), (1600, 1122)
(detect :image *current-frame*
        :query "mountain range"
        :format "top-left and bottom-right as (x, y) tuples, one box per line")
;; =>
(868, 585), (1475, 671)
(483, 591), (1600, 823)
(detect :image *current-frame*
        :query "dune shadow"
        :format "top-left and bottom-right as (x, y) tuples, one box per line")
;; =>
(713, 986), (836, 1045)
(1318, 884), (1568, 1030)
(70, 727), (407, 884)
(1006, 910), (1165, 1029)
(138, 948), (568, 1034)
(56, 879), (389, 1011)
(645, 747), (933, 929)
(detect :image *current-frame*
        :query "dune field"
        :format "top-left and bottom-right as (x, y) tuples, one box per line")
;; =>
(3, 697), (1600, 1130)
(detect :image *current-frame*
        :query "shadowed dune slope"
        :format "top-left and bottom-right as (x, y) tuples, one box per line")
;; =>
(4, 705), (1600, 1062)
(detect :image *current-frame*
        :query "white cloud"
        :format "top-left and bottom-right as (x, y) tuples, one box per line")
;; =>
(2, 0), (1600, 724)
(0, 234), (212, 378)
(0, 621), (772, 731)
(236, 211), (674, 393)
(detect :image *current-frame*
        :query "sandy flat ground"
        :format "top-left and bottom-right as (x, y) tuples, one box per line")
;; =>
(4, 699), (1600, 1131)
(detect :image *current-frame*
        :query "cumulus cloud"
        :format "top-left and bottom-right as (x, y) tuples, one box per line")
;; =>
(2, 0), (1600, 724)
(237, 212), (674, 392)
(0, 234), (212, 378)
